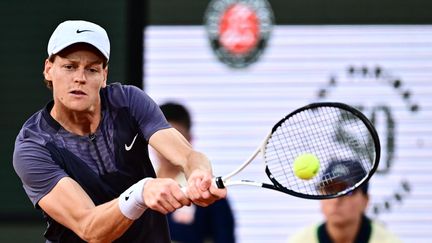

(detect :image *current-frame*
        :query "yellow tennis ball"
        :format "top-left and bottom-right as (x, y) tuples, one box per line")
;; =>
(293, 153), (320, 180)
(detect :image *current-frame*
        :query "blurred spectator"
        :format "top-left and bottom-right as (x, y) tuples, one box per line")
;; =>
(157, 102), (236, 243)
(288, 160), (402, 243)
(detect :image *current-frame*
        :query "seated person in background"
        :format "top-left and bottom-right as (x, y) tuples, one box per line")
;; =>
(288, 160), (402, 243)
(156, 102), (236, 243)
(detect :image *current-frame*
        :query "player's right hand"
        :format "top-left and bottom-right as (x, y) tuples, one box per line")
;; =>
(185, 169), (227, 207)
(142, 178), (191, 214)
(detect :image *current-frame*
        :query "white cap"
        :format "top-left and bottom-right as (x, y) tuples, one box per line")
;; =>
(47, 20), (110, 60)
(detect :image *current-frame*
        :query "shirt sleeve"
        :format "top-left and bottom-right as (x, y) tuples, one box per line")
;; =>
(13, 139), (68, 208)
(123, 85), (171, 140)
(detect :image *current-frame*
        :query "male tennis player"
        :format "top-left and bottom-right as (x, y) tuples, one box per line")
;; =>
(13, 20), (226, 243)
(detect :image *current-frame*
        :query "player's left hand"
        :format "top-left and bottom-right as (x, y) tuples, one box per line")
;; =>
(185, 170), (227, 207)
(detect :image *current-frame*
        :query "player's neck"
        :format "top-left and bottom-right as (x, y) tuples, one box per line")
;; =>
(51, 103), (102, 136)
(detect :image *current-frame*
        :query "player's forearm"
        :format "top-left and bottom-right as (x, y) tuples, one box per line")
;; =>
(183, 150), (213, 178)
(150, 128), (212, 177)
(157, 157), (182, 179)
(77, 199), (133, 242)
(39, 177), (144, 242)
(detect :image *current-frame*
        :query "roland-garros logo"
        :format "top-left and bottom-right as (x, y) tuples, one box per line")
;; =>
(204, 0), (274, 68)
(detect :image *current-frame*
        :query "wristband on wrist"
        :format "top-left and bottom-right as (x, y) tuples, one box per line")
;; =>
(118, 177), (154, 220)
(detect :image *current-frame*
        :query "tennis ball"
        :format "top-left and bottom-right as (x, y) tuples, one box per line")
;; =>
(293, 153), (320, 180)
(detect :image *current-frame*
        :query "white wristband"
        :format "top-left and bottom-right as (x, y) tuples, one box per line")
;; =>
(118, 177), (154, 220)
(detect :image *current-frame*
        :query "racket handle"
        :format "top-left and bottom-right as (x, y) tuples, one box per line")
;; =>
(214, 176), (225, 189)
(180, 176), (225, 194)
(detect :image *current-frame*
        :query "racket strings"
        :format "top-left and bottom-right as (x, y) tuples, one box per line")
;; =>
(264, 106), (376, 197)
(318, 166), (367, 190)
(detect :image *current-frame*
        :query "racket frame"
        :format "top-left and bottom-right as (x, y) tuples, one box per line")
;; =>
(214, 102), (381, 200)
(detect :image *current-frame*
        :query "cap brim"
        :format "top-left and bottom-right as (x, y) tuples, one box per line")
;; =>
(49, 40), (109, 60)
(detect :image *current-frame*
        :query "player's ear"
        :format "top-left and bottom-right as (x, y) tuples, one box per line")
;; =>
(43, 58), (53, 81)
(102, 67), (108, 87)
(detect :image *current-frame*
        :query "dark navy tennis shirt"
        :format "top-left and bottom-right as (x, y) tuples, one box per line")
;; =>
(13, 83), (171, 243)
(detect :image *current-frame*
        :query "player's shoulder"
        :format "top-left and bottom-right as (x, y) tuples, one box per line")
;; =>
(287, 224), (319, 243)
(104, 82), (143, 95)
(14, 108), (55, 171)
(103, 82), (149, 107)
(16, 107), (52, 146)
(370, 220), (402, 243)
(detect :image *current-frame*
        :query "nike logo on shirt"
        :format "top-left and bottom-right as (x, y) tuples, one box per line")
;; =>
(125, 134), (138, 151)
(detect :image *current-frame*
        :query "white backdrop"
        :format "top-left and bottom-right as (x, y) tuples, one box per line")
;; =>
(144, 25), (432, 243)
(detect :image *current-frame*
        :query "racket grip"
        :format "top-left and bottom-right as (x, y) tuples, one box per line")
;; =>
(214, 176), (225, 189)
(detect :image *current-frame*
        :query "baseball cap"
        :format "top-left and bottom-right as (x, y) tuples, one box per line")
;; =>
(319, 159), (369, 195)
(47, 20), (110, 61)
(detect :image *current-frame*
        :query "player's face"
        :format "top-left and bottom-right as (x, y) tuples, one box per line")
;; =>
(320, 190), (368, 227)
(44, 46), (107, 113)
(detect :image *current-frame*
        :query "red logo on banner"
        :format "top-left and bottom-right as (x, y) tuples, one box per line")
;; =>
(204, 0), (274, 68)
(219, 4), (260, 55)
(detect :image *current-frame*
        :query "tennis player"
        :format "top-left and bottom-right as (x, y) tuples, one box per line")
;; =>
(13, 20), (226, 243)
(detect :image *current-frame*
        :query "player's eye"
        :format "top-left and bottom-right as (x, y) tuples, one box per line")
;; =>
(64, 64), (74, 70)
(87, 65), (101, 73)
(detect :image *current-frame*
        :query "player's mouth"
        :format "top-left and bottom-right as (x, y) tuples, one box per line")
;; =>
(69, 90), (87, 96)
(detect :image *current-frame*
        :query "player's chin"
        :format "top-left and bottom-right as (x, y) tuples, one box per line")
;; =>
(65, 101), (93, 112)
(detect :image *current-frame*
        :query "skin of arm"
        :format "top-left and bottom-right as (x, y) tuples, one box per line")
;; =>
(38, 167), (191, 242)
(38, 177), (133, 243)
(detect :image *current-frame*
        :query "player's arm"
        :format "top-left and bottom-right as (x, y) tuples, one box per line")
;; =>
(38, 177), (132, 242)
(149, 128), (227, 206)
(156, 152), (182, 179)
(39, 175), (190, 242)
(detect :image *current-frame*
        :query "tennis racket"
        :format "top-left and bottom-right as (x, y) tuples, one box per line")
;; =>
(205, 102), (380, 199)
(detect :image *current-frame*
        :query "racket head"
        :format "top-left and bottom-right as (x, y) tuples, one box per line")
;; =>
(263, 102), (380, 199)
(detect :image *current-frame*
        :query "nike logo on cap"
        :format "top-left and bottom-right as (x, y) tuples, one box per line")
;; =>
(125, 134), (138, 151)
(76, 29), (93, 33)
